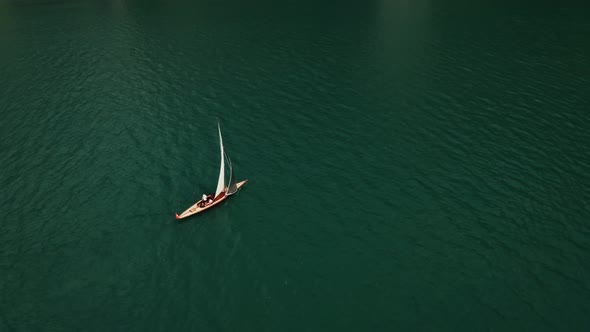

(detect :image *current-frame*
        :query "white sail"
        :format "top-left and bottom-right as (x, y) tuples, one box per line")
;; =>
(214, 122), (225, 199)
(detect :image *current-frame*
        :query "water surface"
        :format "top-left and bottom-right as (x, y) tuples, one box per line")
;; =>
(1, 0), (589, 330)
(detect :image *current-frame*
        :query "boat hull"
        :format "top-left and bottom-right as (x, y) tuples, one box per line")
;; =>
(175, 180), (248, 220)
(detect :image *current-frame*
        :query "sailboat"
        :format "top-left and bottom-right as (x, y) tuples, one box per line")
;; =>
(175, 122), (247, 220)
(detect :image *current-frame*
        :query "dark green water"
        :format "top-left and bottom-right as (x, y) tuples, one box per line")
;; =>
(1, 0), (589, 330)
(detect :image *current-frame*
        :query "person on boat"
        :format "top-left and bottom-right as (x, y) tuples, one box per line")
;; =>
(202, 194), (213, 206)
(201, 194), (209, 207)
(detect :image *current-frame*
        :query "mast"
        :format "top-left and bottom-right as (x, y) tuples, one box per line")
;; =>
(214, 122), (225, 199)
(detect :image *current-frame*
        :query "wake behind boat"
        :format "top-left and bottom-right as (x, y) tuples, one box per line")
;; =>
(175, 122), (247, 220)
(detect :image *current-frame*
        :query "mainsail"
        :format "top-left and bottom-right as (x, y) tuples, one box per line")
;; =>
(214, 122), (225, 199)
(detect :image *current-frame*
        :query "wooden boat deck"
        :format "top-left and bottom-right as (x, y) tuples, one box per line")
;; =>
(176, 180), (248, 220)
